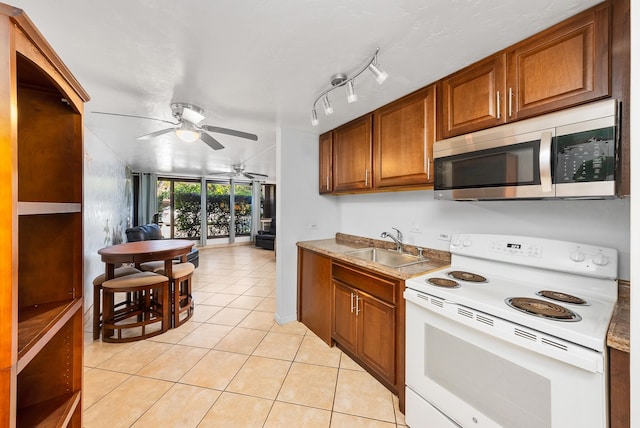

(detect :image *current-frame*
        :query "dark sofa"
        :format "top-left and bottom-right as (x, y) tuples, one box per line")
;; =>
(125, 223), (199, 268)
(255, 218), (275, 250)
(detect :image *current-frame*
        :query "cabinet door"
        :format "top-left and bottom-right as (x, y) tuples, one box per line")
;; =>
(332, 115), (373, 192)
(318, 132), (333, 194)
(440, 53), (507, 138)
(506, 4), (610, 120)
(332, 281), (357, 353)
(357, 292), (396, 383)
(374, 86), (436, 188)
(297, 248), (332, 345)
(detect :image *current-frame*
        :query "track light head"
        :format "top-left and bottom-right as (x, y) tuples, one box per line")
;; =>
(322, 95), (333, 116)
(311, 109), (319, 126)
(368, 62), (388, 85)
(346, 80), (358, 103)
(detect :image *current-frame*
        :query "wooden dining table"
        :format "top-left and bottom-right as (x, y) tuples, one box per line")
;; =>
(94, 239), (195, 339)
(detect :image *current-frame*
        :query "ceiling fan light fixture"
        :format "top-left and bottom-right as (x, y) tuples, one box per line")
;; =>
(175, 122), (200, 142)
(346, 80), (358, 103)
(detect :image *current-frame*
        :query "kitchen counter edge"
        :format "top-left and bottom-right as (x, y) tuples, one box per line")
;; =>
(607, 280), (630, 353)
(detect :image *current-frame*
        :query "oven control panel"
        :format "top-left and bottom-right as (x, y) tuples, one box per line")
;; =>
(450, 234), (618, 280)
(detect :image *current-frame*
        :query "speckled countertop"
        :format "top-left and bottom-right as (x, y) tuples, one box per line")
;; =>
(296, 232), (451, 280)
(607, 280), (630, 353)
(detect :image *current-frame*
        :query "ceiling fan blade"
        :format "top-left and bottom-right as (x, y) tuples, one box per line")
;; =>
(92, 111), (178, 125)
(137, 127), (176, 140)
(200, 132), (225, 150)
(246, 171), (268, 178)
(199, 125), (258, 141)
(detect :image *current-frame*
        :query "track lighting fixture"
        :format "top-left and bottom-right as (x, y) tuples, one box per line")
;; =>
(310, 47), (387, 126)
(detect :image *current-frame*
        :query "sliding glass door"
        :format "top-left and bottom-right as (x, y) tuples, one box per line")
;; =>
(156, 178), (201, 240)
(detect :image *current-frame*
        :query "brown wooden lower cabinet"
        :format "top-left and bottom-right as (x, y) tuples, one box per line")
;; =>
(297, 248), (332, 345)
(609, 347), (630, 428)
(297, 248), (407, 412)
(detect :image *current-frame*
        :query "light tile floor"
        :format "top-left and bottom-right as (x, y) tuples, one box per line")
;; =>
(84, 245), (408, 428)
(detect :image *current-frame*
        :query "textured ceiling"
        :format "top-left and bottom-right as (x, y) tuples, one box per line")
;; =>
(8, 0), (601, 182)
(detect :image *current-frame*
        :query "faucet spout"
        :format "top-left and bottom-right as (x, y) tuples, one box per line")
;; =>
(381, 228), (403, 252)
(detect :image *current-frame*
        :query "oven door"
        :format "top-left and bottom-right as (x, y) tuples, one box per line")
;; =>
(404, 290), (607, 428)
(434, 129), (555, 200)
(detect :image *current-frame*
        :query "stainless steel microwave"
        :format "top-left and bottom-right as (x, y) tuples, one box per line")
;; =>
(433, 99), (619, 200)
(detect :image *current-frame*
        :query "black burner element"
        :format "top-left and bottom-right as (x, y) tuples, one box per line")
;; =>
(426, 278), (460, 288)
(448, 271), (487, 283)
(505, 297), (581, 322)
(536, 290), (588, 305)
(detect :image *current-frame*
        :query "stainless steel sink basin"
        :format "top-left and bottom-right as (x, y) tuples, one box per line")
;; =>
(345, 247), (426, 268)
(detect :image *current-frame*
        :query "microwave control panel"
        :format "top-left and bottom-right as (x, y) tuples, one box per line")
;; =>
(555, 127), (615, 183)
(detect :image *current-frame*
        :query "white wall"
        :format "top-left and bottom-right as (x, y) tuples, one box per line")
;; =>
(275, 127), (340, 324)
(338, 191), (631, 279)
(83, 128), (133, 314)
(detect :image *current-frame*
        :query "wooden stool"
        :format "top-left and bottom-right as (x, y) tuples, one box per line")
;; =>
(139, 260), (173, 273)
(92, 266), (141, 340)
(153, 262), (195, 328)
(101, 271), (170, 342)
(167, 262), (195, 327)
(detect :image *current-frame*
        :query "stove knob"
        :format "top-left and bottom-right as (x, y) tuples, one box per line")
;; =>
(452, 238), (461, 247)
(592, 254), (610, 266)
(463, 239), (472, 247)
(569, 250), (585, 262)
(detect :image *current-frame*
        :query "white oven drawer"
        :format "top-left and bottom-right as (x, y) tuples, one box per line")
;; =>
(406, 387), (461, 428)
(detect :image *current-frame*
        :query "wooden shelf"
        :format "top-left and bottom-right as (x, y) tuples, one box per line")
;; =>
(17, 298), (81, 373)
(18, 201), (81, 215)
(17, 391), (80, 428)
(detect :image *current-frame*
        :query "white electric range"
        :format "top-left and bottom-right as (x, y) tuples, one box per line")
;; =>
(404, 234), (618, 428)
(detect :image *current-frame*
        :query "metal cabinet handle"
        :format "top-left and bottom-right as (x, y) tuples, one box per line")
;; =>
(427, 157), (431, 180)
(496, 91), (501, 119)
(508, 87), (513, 118)
(365, 169), (369, 186)
(326, 176), (329, 190)
(350, 293), (355, 313)
(355, 295), (360, 315)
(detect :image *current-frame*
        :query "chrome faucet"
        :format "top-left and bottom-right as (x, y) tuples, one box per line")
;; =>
(381, 227), (403, 252)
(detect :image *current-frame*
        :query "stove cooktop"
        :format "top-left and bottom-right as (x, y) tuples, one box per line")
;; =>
(405, 234), (618, 352)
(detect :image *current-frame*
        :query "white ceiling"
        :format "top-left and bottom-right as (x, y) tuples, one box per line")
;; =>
(9, 0), (601, 182)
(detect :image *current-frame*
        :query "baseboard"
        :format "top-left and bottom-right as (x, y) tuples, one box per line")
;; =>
(274, 312), (297, 325)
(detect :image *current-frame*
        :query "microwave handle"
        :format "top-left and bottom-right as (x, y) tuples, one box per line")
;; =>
(539, 131), (553, 192)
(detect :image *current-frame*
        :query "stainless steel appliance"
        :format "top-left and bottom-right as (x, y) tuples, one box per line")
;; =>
(433, 99), (619, 200)
(404, 234), (618, 427)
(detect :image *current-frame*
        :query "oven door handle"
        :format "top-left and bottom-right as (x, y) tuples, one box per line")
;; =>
(539, 131), (553, 192)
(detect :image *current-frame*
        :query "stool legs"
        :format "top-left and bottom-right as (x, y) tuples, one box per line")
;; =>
(172, 273), (194, 328)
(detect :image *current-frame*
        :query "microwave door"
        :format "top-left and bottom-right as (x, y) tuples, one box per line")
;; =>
(435, 129), (556, 200)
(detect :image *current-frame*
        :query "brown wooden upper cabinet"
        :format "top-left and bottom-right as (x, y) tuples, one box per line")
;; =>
(374, 85), (436, 188)
(319, 132), (333, 194)
(440, 3), (610, 139)
(332, 114), (373, 192)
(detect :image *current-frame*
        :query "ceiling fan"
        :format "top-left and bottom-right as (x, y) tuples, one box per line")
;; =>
(93, 102), (258, 150)
(210, 164), (268, 180)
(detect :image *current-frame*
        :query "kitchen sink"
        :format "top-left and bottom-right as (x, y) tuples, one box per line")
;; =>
(345, 247), (426, 268)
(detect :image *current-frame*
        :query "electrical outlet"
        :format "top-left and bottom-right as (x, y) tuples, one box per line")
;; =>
(438, 232), (451, 241)
(309, 224), (318, 229)
(410, 221), (423, 233)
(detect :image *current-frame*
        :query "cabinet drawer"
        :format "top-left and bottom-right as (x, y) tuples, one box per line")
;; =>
(332, 263), (396, 305)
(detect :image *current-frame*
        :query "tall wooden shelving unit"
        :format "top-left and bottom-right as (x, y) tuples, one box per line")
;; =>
(0, 4), (89, 426)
